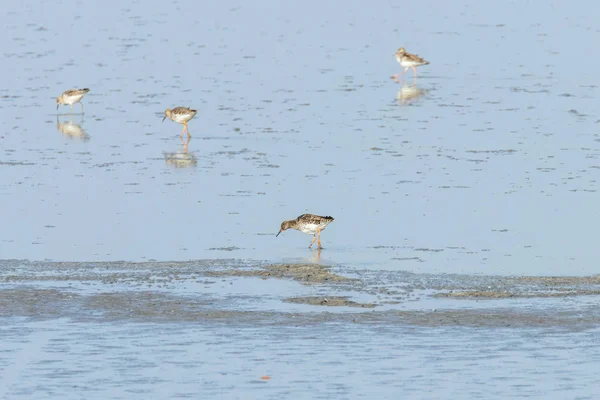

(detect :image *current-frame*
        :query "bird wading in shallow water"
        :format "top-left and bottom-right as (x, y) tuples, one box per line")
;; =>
(276, 214), (335, 249)
(163, 107), (197, 137)
(56, 88), (90, 113)
(392, 47), (429, 80)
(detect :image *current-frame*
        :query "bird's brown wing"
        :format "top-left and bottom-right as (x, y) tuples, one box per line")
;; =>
(405, 52), (429, 64)
(297, 214), (333, 225)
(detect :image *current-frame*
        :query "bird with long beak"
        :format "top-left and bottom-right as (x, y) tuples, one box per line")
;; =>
(276, 214), (335, 249)
(56, 88), (90, 113)
(163, 107), (197, 137)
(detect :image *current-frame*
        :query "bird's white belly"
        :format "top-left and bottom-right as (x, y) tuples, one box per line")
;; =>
(64, 95), (83, 105)
(400, 59), (425, 68)
(173, 114), (193, 123)
(299, 224), (320, 235)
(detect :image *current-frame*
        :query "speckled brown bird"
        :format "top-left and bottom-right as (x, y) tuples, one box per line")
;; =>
(56, 88), (90, 113)
(163, 107), (197, 137)
(392, 47), (429, 80)
(276, 214), (335, 249)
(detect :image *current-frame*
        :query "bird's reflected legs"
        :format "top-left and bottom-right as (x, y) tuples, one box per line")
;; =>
(181, 136), (191, 152)
(311, 247), (322, 263)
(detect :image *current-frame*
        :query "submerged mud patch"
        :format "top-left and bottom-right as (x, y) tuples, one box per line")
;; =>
(430, 274), (600, 299)
(434, 289), (600, 299)
(514, 275), (600, 285)
(0, 288), (78, 318)
(284, 296), (376, 308)
(205, 263), (353, 284)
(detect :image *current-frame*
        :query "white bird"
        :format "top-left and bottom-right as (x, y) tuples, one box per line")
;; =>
(56, 88), (90, 113)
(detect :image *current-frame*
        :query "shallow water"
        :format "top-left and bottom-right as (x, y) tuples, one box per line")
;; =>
(1, 0), (599, 275)
(2, 319), (600, 400)
(1, 0), (600, 398)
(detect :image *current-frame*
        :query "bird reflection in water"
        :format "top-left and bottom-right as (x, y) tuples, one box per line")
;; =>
(396, 81), (428, 105)
(164, 136), (197, 168)
(56, 115), (90, 141)
(310, 248), (322, 263)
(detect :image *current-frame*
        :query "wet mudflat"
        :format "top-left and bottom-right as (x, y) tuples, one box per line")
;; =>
(1, 260), (600, 399)
(2, 259), (600, 326)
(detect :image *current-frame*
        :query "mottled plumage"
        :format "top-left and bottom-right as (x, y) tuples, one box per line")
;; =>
(163, 107), (197, 137)
(392, 47), (429, 80)
(276, 214), (335, 249)
(56, 88), (90, 113)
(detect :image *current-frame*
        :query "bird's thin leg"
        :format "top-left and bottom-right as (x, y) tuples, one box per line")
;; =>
(403, 67), (409, 74)
(308, 236), (316, 249)
(411, 66), (417, 78)
(80, 102), (84, 114)
(180, 124), (186, 137)
(317, 228), (322, 249)
(69, 104), (73, 114)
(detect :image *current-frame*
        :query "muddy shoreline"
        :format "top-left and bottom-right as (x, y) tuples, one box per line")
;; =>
(1, 259), (599, 329)
(1, 287), (597, 329)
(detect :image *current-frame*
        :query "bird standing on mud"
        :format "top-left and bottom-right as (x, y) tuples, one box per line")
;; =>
(392, 47), (429, 80)
(276, 214), (335, 249)
(56, 88), (90, 113)
(163, 107), (197, 137)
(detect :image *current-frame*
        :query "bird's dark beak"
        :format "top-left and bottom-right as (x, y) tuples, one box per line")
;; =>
(276, 230), (282, 237)
(162, 116), (166, 122)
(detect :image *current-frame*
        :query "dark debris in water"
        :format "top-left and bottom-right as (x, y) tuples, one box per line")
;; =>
(465, 149), (516, 154)
(0, 161), (35, 166)
(284, 296), (376, 308)
(208, 247), (242, 251)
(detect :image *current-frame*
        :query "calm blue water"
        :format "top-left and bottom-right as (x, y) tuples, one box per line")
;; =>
(1, 0), (600, 275)
(1, 319), (599, 400)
